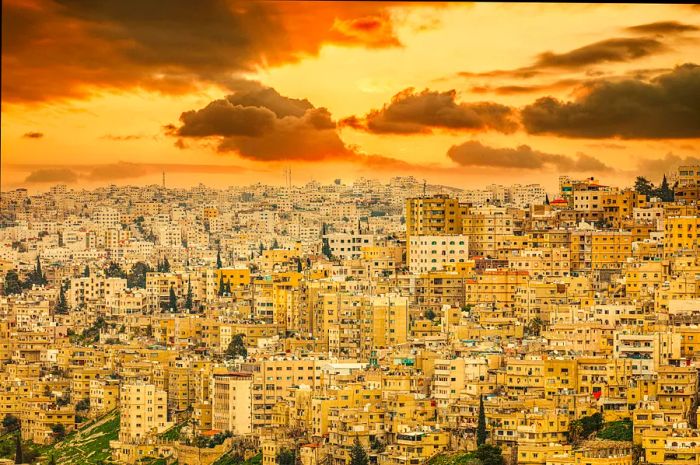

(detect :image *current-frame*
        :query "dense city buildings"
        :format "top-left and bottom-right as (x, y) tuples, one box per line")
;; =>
(1, 171), (700, 465)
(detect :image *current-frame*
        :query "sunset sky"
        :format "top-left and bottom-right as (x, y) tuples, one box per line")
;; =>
(3, 1), (700, 192)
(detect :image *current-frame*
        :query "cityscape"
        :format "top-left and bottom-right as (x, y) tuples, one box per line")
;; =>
(2, 2), (700, 465)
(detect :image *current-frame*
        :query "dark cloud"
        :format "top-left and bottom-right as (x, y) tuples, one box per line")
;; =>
(521, 63), (700, 139)
(24, 168), (78, 183)
(533, 38), (666, 69)
(626, 21), (699, 35)
(22, 132), (44, 139)
(2, 1), (406, 103)
(225, 81), (313, 118)
(447, 140), (611, 172)
(458, 69), (542, 80)
(177, 103), (277, 138)
(457, 37), (669, 80)
(470, 79), (581, 95)
(340, 88), (517, 134)
(172, 82), (352, 161)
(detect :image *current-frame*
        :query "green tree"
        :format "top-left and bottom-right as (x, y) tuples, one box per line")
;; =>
(369, 437), (385, 453)
(569, 412), (603, 444)
(2, 414), (19, 432)
(105, 261), (126, 278)
(48, 454), (57, 465)
(3, 270), (22, 295)
(474, 444), (504, 465)
(321, 224), (332, 259)
(655, 175), (674, 202)
(82, 265), (90, 277)
(158, 257), (170, 273)
(526, 317), (543, 337)
(15, 431), (23, 464)
(127, 262), (151, 288)
(477, 394), (487, 446)
(75, 398), (90, 412)
(51, 423), (66, 440)
(296, 258), (303, 273)
(277, 449), (295, 465)
(597, 419), (633, 441)
(634, 176), (654, 197)
(55, 284), (68, 314)
(168, 285), (178, 312)
(185, 279), (193, 312)
(218, 274), (226, 296)
(36, 255), (47, 285)
(216, 249), (223, 269)
(27, 255), (47, 287)
(425, 309), (437, 321)
(349, 437), (369, 465)
(225, 334), (248, 359)
(321, 238), (332, 259)
(271, 238), (279, 249)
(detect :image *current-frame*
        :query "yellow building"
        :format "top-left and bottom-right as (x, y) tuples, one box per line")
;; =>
(211, 372), (253, 434)
(462, 206), (514, 258)
(570, 231), (633, 272)
(405, 195), (469, 262)
(20, 398), (75, 444)
(378, 430), (449, 465)
(643, 427), (700, 464)
(664, 216), (700, 258)
(117, 382), (171, 443)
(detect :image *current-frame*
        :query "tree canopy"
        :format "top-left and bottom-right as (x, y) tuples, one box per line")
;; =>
(350, 438), (369, 465)
(225, 334), (248, 359)
(477, 395), (487, 446)
(3, 270), (22, 295)
(127, 262), (152, 288)
(105, 261), (126, 279)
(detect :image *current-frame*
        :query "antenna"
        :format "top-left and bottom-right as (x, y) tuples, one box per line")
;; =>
(423, 179), (427, 198)
(283, 167), (292, 188)
(162, 171), (165, 189)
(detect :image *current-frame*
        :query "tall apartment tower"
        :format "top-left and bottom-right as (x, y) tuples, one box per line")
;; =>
(405, 195), (469, 263)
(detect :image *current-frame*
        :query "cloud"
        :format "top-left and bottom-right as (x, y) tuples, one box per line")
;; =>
(24, 168), (79, 183)
(340, 88), (518, 134)
(470, 79), (581, 95)
(22, 131), (44, 139)
(586, 142), (627, 150)
(533, 38), (666, 70)
(85, 162), (150, 180)
(447, 140), (611, 172)
(2, 0), (408, 103)
(171, 81), (354, 161)
(14, 161), (261, 185)
(626, 21), (699, 35)
(636, 153), (700, 177)
(457, 36), (669, 80)
(330, 14), (401, 48)
(521, 63), (700, 139)
(100, 134), (147, 141)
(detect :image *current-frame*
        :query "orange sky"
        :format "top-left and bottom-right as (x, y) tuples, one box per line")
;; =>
(2, 2), (700, 192)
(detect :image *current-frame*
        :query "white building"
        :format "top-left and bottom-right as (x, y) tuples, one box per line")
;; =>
(408, 235), (469, 273)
